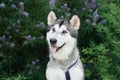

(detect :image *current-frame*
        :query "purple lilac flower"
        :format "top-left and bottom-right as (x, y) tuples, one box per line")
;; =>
(60, 16), (64, 19)
(9, 43), (15, 48)
(91, 0), (98, 9)
(0, 3), (5, 8)
(93, 10), (97, 16)
(40, 22), (46, 28)
(84, 1), (88, 7)
(92, 4), (97, 9)
(64, 3), (68, 7)
(61, 3), (69, 11)
(63, 3), (68, 9)
(89, 9), (93, 13)
(93, 14), (99, 23)
(25, 35), (32, 40)
(1, 35), (6, 41)
(36, 22), (46, 28)
(11, 4), (17, 9)
(25, 35), (36, 41)
(91, 0), (97, 5)
(93, 10), (99, 23)
(2, 35), (6, 39)
(49, 0), (56, 10)
(32, 61), (36, 65)
(22, 11), (29, 17)
(19, 2), (24, 12)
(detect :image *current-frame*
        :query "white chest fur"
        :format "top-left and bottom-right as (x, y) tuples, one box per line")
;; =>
(46, 60), (84, 80)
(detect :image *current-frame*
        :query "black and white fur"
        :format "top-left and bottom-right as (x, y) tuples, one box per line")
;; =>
(46, 11), (84, 80)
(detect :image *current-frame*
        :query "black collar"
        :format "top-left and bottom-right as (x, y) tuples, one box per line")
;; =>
(65, 59), (78, 80)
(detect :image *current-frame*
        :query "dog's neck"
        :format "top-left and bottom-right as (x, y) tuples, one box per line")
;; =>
(50, 46), (79, 70)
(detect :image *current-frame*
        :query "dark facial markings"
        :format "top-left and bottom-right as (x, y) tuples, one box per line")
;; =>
(59, 20), (64, 27)
(47, 19), (78, 38)
(70, 30), (77, 38)
(66, 26), (77, 38)
(59, 20), (77, 38)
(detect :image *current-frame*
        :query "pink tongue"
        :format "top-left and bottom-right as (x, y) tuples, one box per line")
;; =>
(50, 47), (57, 53)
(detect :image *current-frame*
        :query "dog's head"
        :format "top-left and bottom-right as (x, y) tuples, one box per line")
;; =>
(46, 11), (80, 53)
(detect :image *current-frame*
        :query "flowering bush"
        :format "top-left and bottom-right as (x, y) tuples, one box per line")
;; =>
(0, 0), (120, 80)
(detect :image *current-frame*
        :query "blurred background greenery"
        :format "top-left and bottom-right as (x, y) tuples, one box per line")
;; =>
(0, 0), (120, 80)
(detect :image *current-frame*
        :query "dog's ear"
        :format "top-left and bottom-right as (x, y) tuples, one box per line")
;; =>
(70, 15), (80, 30)
(47, 11), (57, 25)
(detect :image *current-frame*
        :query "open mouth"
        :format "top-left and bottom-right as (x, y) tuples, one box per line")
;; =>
(50, 43), (66, 53)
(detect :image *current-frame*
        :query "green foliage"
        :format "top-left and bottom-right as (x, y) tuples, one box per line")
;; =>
(81, 1), (120, 80)
(0, 0), (120, 80)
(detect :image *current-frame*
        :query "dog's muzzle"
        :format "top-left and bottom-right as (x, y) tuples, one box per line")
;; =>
(50, 43), (66, 53)
(50, 38), (57, 45)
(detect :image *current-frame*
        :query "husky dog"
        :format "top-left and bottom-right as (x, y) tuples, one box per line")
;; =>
(46, 11), (84, 80)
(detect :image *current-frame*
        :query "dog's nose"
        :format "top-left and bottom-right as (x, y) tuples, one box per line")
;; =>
(50, 38), (57, 45)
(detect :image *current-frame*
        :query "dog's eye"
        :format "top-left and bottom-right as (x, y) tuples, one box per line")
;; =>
(52, 28), (55, 32)
(62, 30), (67, 34)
